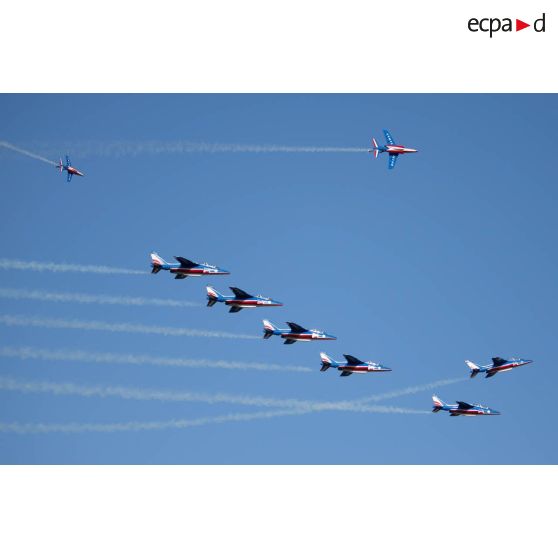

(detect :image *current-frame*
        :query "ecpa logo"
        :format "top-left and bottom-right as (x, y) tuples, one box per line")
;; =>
(468, 13), (546, 37)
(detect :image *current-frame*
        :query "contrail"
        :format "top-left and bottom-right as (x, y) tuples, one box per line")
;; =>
(37, 140), (369, 158)
(0, 314), (259, 340)
(0, 258), (145, 276)
(0, 141), (57, 166)
(0, 405), (429, 435)
(0, 346), (312, 373)
(0, 375), (455, 414)
(0, 287), (200, 309)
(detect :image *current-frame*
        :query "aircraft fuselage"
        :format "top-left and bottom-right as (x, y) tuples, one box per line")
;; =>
(225, 299), (281, 308)
(338, 364), (391, 373)
(281, 333), (335, 342)
(384, 145), (417, 154)
(66, 166), (84, 177)
(169, 267), (228, 276)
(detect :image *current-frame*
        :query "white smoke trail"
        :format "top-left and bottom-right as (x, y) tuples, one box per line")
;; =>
(0, 404), (429, 435)
(0, 375), (452, 414)
(0, 141), (57, 166)
(0, 346), (312, 373)
(0, 287), (200, 309)
(39, 141), (369, 158)
(0, 409), (307, 434)
(0, 258), (145, 276)
(0, 314), (259, 340)
(352, 376), (468, 404)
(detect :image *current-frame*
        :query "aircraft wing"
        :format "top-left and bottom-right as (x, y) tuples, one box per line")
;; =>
(343, 354), (364, 365)
(456, 401), (474, 410)
(284, 338), (297, 345)
(340, 371), (353, 377)
(174, 273), (187, 280)
(486, 371), (498, 378)
(286, 322), (307, 333)
(66, 155), (71, 166)
(174, 256), (196, 268)
(383, 129), (395, 145)
(67, 172), (72, 182)
(230, 287), (252, 299)
(492, 357), (507, 367)
(229, 306), (242, 313)
(388, 154), (398, 170)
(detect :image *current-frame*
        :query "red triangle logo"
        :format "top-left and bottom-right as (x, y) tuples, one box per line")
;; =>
(516, 19), (530, 31)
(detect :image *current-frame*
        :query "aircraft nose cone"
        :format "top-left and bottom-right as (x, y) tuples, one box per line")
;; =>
(327, 335), (337, 340)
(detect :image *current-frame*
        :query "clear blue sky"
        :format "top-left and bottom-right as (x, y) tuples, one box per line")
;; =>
(0, 94), (556, 464)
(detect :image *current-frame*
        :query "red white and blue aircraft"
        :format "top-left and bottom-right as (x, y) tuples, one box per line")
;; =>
(206, 286), (283, 313)
(150, 252), (229, 279)
(262, 320), (336, 344)
(432, 395), (500, 417)
(465, 356), (534, 379)
(319, 352), (391, 376)
(57, 155), (85, 182)
(369, 129), (417, 170)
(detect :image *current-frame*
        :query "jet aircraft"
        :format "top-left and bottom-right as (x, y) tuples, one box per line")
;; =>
(262, 320), (336, 344)
(369, 129), (417, 169)
(432, 395), (500, 416)
(206, 286), (282, 313)
(465, 356), (533, 379)
(57, 155), (84, 182)
(150, 252), (229, 279)
(319, 352), (391, 376)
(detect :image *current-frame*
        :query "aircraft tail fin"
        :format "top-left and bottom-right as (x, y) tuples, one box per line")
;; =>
(263, 319), (278, 339)
(320, 352), (334, 372)
(206, 285), (224, 306)
(372, 138), (379, 158)
(432, 395), (445, 412)
(465, 360), (481, 378)
(150, 251), (167, 272)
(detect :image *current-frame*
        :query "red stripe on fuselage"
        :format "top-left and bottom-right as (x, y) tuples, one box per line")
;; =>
(339, 366), (369, 372)
(170, 268), (226, 275)
(281, 333), (313, 340)
(491, 364), (516, 372)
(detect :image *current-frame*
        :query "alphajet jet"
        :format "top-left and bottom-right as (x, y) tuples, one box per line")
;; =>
(319, 352), (391, 376)
(369, 129), (417, 170)
(150, 252), (229, 279)
(206, 286), (282, 313)
(57, 155), (84, 182)
(432, 395), (500, 417)
(465, 356), (533, 379)
(262, 320), (336, 344)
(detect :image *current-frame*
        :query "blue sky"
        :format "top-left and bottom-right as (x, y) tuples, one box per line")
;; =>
(0, 94), (556, 464)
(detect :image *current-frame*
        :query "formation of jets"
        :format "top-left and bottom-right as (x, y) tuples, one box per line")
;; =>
(29, 134), (533, 416)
